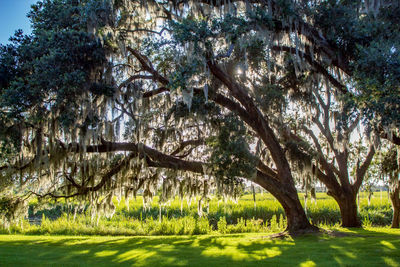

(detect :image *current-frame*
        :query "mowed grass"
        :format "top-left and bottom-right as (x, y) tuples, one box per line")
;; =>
(0, 228), (399, 267)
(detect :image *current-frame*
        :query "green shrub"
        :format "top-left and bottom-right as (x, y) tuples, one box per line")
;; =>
(194, 217), (212, 234)
(270, 215), (278, 232)
(278, 214), (286, 230)
(217, 216), (227, 234)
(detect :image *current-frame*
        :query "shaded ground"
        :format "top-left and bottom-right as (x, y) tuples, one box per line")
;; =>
(0, 227), (399, 266)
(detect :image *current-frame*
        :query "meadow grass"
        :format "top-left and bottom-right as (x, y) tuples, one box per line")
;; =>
(1, 192), (393, 236)
(0, 227), (399, 266)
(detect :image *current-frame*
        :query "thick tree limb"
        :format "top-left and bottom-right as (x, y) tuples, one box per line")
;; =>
(379, 127), (400, 146)
(46, 139), (278, 198)
(206, 58), (292, 181)
(143, 87), (169, 98)
(354, 145), (375, 192)
(118, 75), (155, 90)
(127, 47), (169, 85)
(170, 139), (205, 156)
(300, 125), (340, 178)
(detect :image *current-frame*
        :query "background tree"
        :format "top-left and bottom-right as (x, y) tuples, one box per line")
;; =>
(286, 84), (375, 227)
(381, 146), (400, 228)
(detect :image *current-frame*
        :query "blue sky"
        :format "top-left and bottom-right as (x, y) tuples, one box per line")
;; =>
(0, 0), (39, 44)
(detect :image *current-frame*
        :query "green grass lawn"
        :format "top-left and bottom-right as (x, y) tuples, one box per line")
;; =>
(0, 228), (399, 267)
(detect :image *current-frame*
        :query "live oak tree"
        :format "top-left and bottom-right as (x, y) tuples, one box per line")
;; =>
(0, 0), (116, 225)
(0, 0), (399, 232)
(381, 147), (400, 228)
(293, 0), (399, 226)
(286, 84), (375, 227)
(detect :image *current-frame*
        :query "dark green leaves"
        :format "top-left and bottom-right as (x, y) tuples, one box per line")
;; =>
(207, 115), (257, 180)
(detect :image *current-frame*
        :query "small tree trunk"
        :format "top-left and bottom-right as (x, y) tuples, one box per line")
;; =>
(159, 204), (162, 223)
(73, 206), (78, 221)
(198, 198), (203, 217)
(252, 184), (256, 210)
(180, 200), (183, 215)
(338, 193), (360, 227)
(390, 187), (400, 228)
(392, 205), (400, 228)
(368, 192), (372, 206)
(311, 187), (317, 204)
(304, 193), (308, 216)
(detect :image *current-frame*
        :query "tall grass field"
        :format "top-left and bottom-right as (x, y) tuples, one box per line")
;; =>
(1, 191), (393, 236)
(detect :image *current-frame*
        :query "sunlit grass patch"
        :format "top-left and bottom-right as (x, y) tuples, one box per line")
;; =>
(0, 228), (399, 266)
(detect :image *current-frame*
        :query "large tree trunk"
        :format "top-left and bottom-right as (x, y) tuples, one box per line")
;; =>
(390, 187), (400, 228)
(255, 172), (319, 234)
(318, 169), (363, 228)
(335, 191), (360, 227)
(282, 193), (317, 233)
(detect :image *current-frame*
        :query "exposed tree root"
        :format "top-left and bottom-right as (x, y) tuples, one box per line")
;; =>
(257, 228), (356, 240)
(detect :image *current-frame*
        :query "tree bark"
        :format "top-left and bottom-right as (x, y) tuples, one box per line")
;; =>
(254, 172), (318, 234)
(390, 187), (400, 228)
(317, 171), (361, 227)
(332, 191), (360, 227)
(281, 190), (316, 233)
(314, 145), (374, 229)
(284, 199), (316, 233)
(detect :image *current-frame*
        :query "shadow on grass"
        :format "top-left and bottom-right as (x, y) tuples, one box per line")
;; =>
(0, 228), (399, 266)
